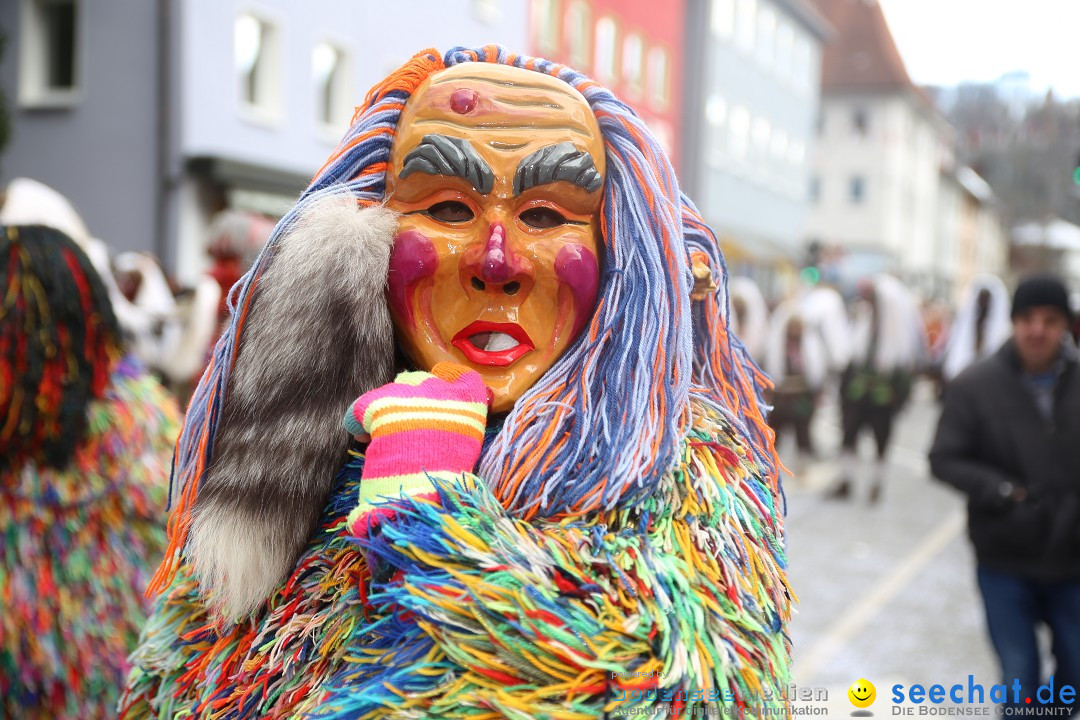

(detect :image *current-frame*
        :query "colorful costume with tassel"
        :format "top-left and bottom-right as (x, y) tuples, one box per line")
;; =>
(1, 225), (181, 719)
(121, 47), (792, 718)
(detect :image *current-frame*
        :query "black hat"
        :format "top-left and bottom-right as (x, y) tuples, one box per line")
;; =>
(1011, 276), (1072, 320)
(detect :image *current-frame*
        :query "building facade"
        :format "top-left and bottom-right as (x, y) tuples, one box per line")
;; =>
(1, 0), (164, 257)
(528, 0), (685, 170)
(1, 0), (528, 283)
(803, 0), (1006, 299)
(682, 0), (830, 300)
(936, 166), (1008, 302)
(806, 88), (952, 292)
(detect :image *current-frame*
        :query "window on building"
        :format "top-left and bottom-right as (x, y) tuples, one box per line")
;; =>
(647, 46), (669, 108)
(735, 0), (757, 54)
(564, 0), (591, 69)
(775, 21), (794, 82)
(788, 139), (805, 170)
(623, 32), (644, 94)
(771, 129), (788, 179)
(729, 105), (750, 161)
(532, 0), (561, 54)
(809, 175), (821, 203)
(705, 94), (727, 165)
(235, 13), (280, 118)
(853, 107), (869, 136)
(711, 0), (734, 38)
(850, 175), (866, 204)
(805, 42), (820, 93)
(19, 0), (82, 106)
(313, 42), (349, 130)
(756, 4), (776, 69)
(752, 116), (771, 172)
(793, 34), (811, 92)
(594, 16), (618, 83)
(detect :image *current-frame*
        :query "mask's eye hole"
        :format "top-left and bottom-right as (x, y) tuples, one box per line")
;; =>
(520, 207), (569, 229)
(427, 200), (474, 223)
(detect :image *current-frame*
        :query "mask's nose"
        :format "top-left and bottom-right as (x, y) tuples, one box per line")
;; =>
(463, 223), (533, 296)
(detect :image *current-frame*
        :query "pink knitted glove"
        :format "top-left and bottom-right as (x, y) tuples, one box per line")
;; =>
(343, 362), (489, 536)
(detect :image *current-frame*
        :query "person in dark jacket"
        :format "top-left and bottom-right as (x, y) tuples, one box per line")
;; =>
(930, 276), (1080, 714)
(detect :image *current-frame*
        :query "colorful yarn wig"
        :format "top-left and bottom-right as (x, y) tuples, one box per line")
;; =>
(1, 224), (121, 471)
(148, 46), (778, 621)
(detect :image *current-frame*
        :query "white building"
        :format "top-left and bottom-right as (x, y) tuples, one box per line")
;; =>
(937, 167), (1009, 301)
(803, 0), (1002, 302)
(802, 0), (993, 299)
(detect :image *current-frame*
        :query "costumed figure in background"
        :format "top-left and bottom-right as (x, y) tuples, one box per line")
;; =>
(204, 209), (275, 330)
(921, 298), (950, 397)
(728, 276), (769, 361)
(113, 251), (221, 401)
(121, 48), (791, 719)
(113, 211), (274, 404)
(0, 177), (148, 337)
(830, 274), (925, 504)
(0, 176), (219, 396)
(0, 225), (181, 718)
(941, 275), (1011, 384)
(799, 282), (852, 389)
(765, 299), (829, 464)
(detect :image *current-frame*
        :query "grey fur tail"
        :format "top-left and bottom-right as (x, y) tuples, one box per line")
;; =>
(187, 195), (397, 621)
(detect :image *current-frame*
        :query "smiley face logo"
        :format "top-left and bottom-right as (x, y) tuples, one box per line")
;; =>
(848, 678), (876, 709)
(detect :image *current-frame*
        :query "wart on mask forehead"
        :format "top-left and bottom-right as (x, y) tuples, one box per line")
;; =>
(431, 72), (581, 100)
(414, 78), (596, 138)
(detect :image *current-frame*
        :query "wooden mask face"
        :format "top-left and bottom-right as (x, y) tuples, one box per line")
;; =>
(385, 63), (605, 412)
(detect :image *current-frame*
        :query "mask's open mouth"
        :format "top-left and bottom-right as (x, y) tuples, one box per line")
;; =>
(465, 331), (520, 352)
(452, 321), (534, 367)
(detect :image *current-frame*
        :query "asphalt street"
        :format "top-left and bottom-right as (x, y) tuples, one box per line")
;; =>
(779, 380), (1001, 716)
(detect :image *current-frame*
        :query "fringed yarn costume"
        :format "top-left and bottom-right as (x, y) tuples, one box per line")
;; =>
(122, 393), (789, 718)
(1, 224), (181, 719)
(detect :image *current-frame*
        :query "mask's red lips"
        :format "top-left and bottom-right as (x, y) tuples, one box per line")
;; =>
(452, 320), (535, 367)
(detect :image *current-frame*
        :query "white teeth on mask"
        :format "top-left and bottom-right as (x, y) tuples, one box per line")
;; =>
(484, 332), (519, 352)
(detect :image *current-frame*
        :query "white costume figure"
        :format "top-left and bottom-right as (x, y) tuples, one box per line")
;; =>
(942, 275), (1012, 382)
(832, 274), (927, 503)
(765, 299), (829, 457)
(729, 276), (769, 360)
(800, 284), (853, 376)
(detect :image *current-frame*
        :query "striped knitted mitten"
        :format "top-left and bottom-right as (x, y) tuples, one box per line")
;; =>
(343, 362), (489, 536)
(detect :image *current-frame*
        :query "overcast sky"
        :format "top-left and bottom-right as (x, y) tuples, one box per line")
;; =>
(877, 0), (1080, 98)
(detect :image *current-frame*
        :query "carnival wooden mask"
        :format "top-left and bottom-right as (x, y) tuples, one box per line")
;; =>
(386, 63), (605, 412)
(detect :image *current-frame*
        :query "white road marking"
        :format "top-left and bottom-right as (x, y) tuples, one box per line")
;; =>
(791, 510), (966, 685)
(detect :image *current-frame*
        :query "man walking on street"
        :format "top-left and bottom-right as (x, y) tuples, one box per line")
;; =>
(931, 276), (1080, 715)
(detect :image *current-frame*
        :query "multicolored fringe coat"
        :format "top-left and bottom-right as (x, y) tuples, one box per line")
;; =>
(120, 392), (792, 719)
(1, 360), (180, 719)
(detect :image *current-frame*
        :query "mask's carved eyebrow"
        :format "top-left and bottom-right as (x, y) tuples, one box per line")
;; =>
(513, 142), (603, 196)
(399, 134), (494, 194)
